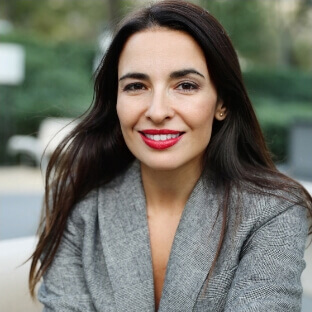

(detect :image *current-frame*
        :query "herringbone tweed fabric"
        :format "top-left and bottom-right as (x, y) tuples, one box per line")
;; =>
(39, 161), (308, 311)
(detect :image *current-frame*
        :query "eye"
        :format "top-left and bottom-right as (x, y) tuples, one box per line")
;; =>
(176, 82), (199, 92)
(123, 82), (146, 92)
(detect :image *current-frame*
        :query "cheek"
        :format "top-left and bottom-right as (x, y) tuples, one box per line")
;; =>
(184, 104), (216, 131)
(116, 99), (130, 128)
(116, 103), (132, 145)
(117, 92), (148, 119)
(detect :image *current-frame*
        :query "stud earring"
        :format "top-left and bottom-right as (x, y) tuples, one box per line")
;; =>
(220, 112), (224, 117)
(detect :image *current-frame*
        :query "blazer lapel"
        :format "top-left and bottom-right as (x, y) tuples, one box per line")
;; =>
(98, 161), (155, 312)
(158, 176), (222, 312)
(98, 161), (222, 312)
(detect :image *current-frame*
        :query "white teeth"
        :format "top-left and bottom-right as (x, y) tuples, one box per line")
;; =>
(145, 133), (180, 141)
(167, 134), (179, 139)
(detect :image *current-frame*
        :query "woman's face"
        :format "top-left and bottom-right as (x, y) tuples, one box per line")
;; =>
(116, 28), (226, 172)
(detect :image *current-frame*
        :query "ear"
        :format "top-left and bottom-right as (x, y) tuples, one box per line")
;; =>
(214, 100), (227, 121)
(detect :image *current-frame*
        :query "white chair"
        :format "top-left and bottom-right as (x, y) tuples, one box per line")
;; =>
(7, 118), (78, 167)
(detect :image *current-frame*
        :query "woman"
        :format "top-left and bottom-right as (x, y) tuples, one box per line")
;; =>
(29, 1), (312, 311)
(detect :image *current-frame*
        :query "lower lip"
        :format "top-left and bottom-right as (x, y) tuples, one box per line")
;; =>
(139, 133), (183, 150)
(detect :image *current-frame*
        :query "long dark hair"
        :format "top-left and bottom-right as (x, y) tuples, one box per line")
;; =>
(29, 0), (312, 296)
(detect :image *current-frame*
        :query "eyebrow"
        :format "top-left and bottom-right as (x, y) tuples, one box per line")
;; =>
(119, 68), (205, 82)
(170, 69), (205, 79)
(119, 72), (149, 81)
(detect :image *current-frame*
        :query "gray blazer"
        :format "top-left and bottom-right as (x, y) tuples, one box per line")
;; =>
(38, 161), (308, 312)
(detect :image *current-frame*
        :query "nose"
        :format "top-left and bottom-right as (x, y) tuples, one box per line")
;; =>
(145, 90), (174, 124)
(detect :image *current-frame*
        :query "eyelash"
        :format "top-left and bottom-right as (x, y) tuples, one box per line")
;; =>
(176, 82), (199, 92)
(122, 82), (146, 92)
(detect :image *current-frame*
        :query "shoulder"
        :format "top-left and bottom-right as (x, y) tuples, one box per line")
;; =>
(69, 160), (141, 224)
(231, 176), (309, 233)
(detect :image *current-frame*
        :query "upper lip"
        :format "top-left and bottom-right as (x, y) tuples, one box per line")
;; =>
(140, 129), (183, 135)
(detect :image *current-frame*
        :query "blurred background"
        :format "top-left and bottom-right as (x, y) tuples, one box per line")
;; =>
(0, 0), (312, 165)
(0, 0), (311, 311)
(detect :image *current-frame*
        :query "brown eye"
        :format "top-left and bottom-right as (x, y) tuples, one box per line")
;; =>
(177, 82), (198, 91)
(123, 82), (146, 92)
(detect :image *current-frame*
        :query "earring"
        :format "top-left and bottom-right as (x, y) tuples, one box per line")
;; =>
(220, 112), (224, 117)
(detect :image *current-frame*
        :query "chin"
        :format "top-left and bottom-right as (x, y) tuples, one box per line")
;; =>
(139, 157), (183, 172)
(139, 155), (202, 173)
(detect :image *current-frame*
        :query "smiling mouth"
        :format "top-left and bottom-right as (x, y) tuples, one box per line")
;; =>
(139, 129), (184, 149)
(144, 133), (180, 141)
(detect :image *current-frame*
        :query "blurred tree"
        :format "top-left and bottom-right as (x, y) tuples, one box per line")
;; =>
(200, 0), (312, 71)
(200, 0), (277, 66)
(108, 0), (122, 22)
(0, 0), (107, 42)
(281, 0), (312, 68)
(0, 0), (143, 42)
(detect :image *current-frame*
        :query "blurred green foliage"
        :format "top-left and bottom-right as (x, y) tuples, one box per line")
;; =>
(252, 97), (312, 163)
(0, 0), (107, 42)
(201, 0), (276, 64)
(244, 69), (312, 102)
(201, 0), (312, 69)
(0, 32), (95, 163)
(243, 69), (312, 162)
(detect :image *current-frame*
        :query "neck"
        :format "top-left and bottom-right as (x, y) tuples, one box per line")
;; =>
(141, 161), (203, 216)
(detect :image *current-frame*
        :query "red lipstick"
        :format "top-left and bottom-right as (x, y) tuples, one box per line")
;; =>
(139, 129), (184, 150)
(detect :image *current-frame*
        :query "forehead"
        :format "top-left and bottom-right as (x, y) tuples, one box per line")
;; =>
(118, 28), (208, 76)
